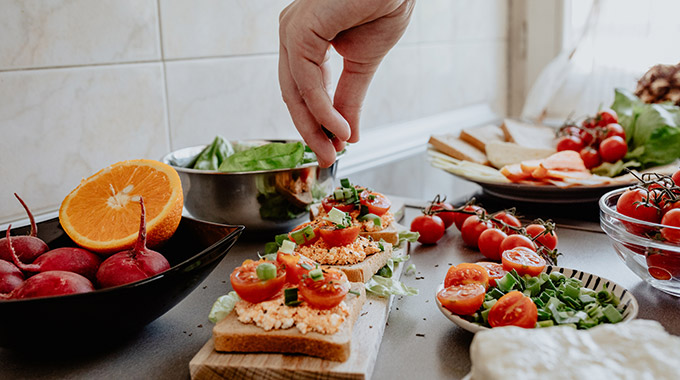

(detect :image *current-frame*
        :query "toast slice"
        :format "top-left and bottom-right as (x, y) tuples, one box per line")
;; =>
(500, 119), (557, 150)
(486, 141), (555, 169)
(428, 134), (489, 165)
(212, 283), (366, 362)
(325, 243), (393, 283)
(459, 124), (506, 152)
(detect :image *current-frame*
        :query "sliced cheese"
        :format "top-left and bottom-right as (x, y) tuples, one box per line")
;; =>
(485, 141), (555, 169)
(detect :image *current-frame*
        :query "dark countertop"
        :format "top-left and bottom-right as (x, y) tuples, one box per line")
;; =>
(2, 191), (679, 379)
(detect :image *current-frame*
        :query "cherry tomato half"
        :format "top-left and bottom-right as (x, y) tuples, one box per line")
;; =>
(411, 214), (446, 244)
(478, 228), (508, 261)
(444, 263), (489, 290)
(321, 196), (355, 213)
(276, 251), (316, 284)
(475, 261), (508, 287)
(461, 215), (493, 249)
(488, 291), (538, 328)
(360, 191), (391, 216)
(430, 202), (455, 229)
(437, 283), (486, 316)
(319, 225), (360, 247)
(501, 247), (546, 277)
(454, 205), (484, 231)
(230, 259), (286, 303)
(289, 221), (320, 246)
(299, 268), (350, 309)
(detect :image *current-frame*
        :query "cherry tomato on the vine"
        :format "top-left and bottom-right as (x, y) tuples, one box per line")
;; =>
(616, 188), (662, 233)
(597, 108), (618, 127)
(478, 228), (508, 261)
(454, 205), (484, 231)
(556, 135), (585, 152)
(599, 136), (627, 163)
(661, 209), (680, 244)
(525, 224), (558, 250)
(603, 123), (626, 139)
(430, 202), (455, 229)
(499, 234), (536, 253)
(461, 215), (493, 249)
(580, 147), (602, 169)
(411, 214), (446, 244)
(492, 211), (522, 233)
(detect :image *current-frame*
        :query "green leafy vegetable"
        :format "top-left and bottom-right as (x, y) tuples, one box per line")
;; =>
(365, 275), (419, 297)
(591, 160), (641, 177)
(395, 231), (420, 248)
(218, 142), (305, 172)
(208, 291), (240, 323)
(193, 135), (234, 170)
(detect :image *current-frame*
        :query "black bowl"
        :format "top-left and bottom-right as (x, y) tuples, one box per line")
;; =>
(0, 216), (244, 349)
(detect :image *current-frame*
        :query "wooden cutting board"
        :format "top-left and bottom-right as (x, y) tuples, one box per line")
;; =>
(189, 246), (408, 380)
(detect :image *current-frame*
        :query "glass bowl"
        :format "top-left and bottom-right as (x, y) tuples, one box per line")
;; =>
(600, 188), (680, 297)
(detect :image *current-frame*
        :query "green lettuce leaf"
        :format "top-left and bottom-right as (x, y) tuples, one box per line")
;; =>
(208, 291), (241, 323)
(591, 160), (640, 177)
(193, 135), (234, 170)
(365, 275), (418, 297)
(218, 142), (305, 172)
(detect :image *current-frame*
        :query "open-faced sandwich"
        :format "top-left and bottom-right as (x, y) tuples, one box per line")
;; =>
(310, 178), (399, 244)
(212, 240), (366, 362)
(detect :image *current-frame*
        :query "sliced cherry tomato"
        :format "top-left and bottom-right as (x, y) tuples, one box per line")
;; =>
(437, 283), (486, 316)
(491, 211), (522, 233)
(597, 108), (618, 127)
(599, 136), (627, 163)
(444, 263), (490, 290)
(454, 205), (484, 231)
(461, 215), (493, 249)
(475, 261), (508, 287)
(410, 214), (446, 244)
(360, 190), (391, 216)
(501, 247), (546, 277)
(556, 135), (584, 152)
(499, 234), (536, 253)
(299, 268), (350, 309)
(661, 209), (680, 244)
(319, 225), (360, 247)
(525, 224), (558, 250)
(321, 196), (355, 213)
(276, 251), (316, 284)
(289, 221), (320, 246)
(230, 259), (286, 303)
(616, 188), (662, 234)
(646, 251), (680, 280)
(478, 228), (508, 261)
(430, 202), (455, 229)
(580, 146), (602, 169)
(488, 291), (538, 328)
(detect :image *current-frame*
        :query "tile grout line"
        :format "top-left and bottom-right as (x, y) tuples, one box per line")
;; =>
(156, 0), (173, 152)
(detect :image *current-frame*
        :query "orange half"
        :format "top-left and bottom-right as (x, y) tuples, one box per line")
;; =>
(59, 159), (184, 254)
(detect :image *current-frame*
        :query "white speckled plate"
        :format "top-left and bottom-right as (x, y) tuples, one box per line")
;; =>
(435, 266), (639, 333)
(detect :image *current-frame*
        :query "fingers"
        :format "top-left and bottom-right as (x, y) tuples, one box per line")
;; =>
(333, 59), (381, 143)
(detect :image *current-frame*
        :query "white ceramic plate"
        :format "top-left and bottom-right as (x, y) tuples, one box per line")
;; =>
(435, 266), (639, 333)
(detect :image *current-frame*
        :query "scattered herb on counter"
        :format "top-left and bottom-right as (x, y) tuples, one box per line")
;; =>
(366, 250), (418, 298)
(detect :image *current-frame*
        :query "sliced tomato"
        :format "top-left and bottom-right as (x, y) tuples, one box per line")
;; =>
(444, 263), (490, 290)
(475, 261), (508, 287)
(289, 221), (321, 246)
(488, 291), (537, 328)
(360, 191), (391, 216)
(299, 268), (350, 309)
(501, 247), (546, 277)
(230, 259), (286, 303)
(319, 225), (360, 247)
(437, 283), (486, 316)
(276, 251), (316, 284)
(321, 196), (355, 213)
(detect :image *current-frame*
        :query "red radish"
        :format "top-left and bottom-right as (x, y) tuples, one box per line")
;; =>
(1, 228), (94, 300)
(96, 197), (170, 289)
(0, 259), (24, 294)
(9, 241), (102, 283)
(0, 193), (49, 263)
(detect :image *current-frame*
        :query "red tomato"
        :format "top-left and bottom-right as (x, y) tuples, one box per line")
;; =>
(444, 263), (490, 290)
(321, 196), (355, 213)
(461, 215), (493, 249)
(661, 209), (680, 244)
(499, 234), (536, 253)
(230, 260), (286, 303)
(556, 135), (585, 152)
(411, 214), (446, 244)
(603, 123), (626, 139)
(501, 247), (546, 277)
(580, 146), (602, 169)
(289, 221), (320, 246)
(488, 291), (538, 328)
(673, 170), (680, 187)
(616, 189), (662, 233)
(646, 251), (680, 280)
(475, 261), (508, 287)
(579, 129), (597, 146)
(437, 283), (486, 316)
(276, 251), (316, 284)
(319, 225), (360, 247)
(562, 125), (581, 135)
(581, 117), (597, 129)
(492, 211), (522, 233)
(525, 224), (558, 250)
(430, 202), (455, 229)
(478, 228), (508, 261)
(360, 190), (391, 216)
(599, 136), (627, 163)
(597, 108), (618, 127)
(299, 268), (350, 309)
(454, 205), (484, 231)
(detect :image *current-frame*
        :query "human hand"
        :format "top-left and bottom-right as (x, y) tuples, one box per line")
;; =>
(279, 0), (415, 167)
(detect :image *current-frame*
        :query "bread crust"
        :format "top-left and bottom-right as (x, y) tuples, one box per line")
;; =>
(213, 283), (366, 362)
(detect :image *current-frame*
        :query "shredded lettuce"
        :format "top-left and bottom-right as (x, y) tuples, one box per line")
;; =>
(218, 142), (305, 172)
(208, 291), (241, 323)
(365, 275), (419, 297)
(396, 231), (420, 248)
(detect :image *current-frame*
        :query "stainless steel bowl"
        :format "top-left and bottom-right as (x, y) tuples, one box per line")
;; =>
(161, 139), (340, 234)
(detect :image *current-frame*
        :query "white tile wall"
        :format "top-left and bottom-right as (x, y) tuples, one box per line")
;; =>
(0, 64), (168, 221)
(0, 0), (160, 70)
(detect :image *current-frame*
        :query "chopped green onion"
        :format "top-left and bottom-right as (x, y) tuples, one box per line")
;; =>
(358, 213), (382, 227)
(302, 225), (316, 240)
(496, 272), (518, 292)
(340, 178), (351, 188)
(280, 239), (296, 254)
(537, 320), (554, 328)
(309, 268), (324, 281)
(284, 288), (302, 306)
(290, 229), (306, 244)
(348, 290), (360, 296)
(256, 262), (277, 281)
(264, 242), (279, 255)
(602, 304), (623, 323)
(482, 299), (497, 309)
(275, 233), (290, 246)
(487, 288), (505, 300)
(300, 262), (313, 270)
(333, 189), (345, 200)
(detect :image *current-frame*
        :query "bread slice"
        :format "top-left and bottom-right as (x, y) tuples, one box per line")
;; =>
(324, 243), (393, 283)
(429, 134), (489, 165)
(501, 119), (557, 150)
(486, 141), (555, 169)
(212, 283), (366, 362)
(459, 124), (506, 152)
